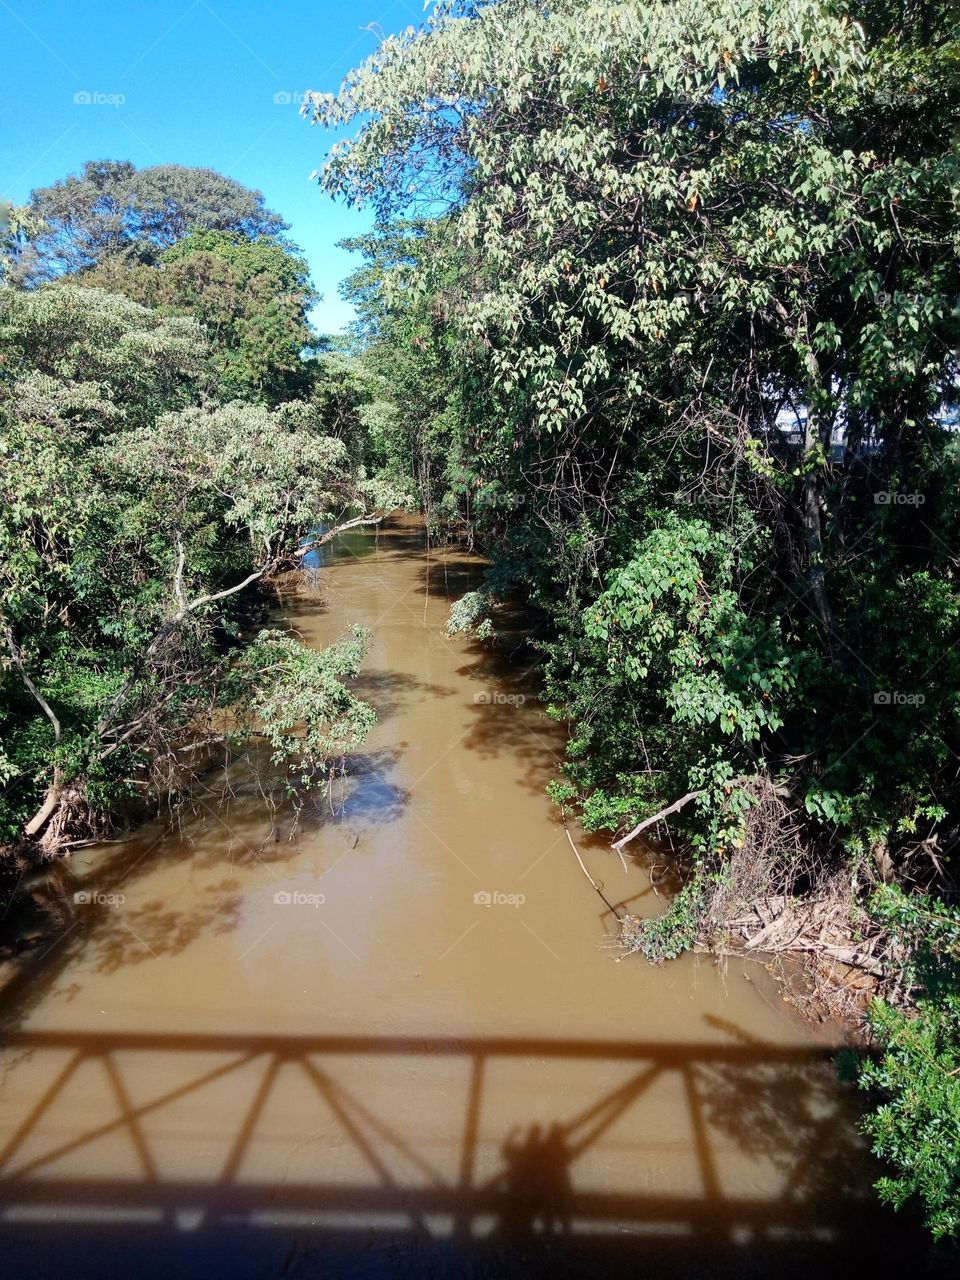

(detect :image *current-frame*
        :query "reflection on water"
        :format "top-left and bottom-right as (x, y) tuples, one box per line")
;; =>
(296, 750), (409, 830)
(0, 516), (929, 1278)
(300, 523), (395, 570)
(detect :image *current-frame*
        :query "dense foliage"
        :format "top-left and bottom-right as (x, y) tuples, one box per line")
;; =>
(80, 229), (319, 404)
(310, 0), (960, 1235)
(856, 886), (960, 1239)
(1, 169), (403, 857)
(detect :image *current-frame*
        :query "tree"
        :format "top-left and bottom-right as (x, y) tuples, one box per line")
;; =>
(338, 219), (489, 537)
(0, 201), (43, 285)
(854, 886), (960, 1240)
(310, 0), (960, 1235)
(311, 0), (959, 849)
(0, 282), (208, 423)
(12, 161), (289, 285)
(82, 230), (318, 404)
(0, 283), (400, 854)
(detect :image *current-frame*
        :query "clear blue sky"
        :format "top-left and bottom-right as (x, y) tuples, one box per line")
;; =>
(0, 0), (427, 332)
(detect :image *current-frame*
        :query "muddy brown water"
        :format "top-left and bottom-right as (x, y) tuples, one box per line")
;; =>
(0, 517), (930, 1278)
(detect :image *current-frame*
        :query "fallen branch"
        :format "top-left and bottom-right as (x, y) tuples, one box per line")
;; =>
(801, 942), (888, 980)
(612, 790), (705, 852)
(4, 626), (64, 838)
(23, 776), (62, 839)
(291, 511), (388, 559)
(97, 510), (394, 745)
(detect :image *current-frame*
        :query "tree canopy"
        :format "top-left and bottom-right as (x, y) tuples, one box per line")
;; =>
(310, 0), (960, 1237)
(12, 160), (289, 285)
(81, 230), (318, 404)
(0, 163), (407, 857)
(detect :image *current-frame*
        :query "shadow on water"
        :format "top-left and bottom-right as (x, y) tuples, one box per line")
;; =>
(420, 555), (487, 602)
(0, 890), (192, 1035)
(0, 1024), (933, 1280)
(0, 789), (315, 1030)
(300, 524), (395, 570)
(349, 670), (457, 728)
(0, 517), (940, 1277)
(0, 743), (417, 1025)
(451, 633), (565, 800)
(695, 1015), (878, 1204)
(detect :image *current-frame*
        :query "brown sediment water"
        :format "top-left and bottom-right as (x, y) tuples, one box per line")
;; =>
(0, 516), (927, 1278)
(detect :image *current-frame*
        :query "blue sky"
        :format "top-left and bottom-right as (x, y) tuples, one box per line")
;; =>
(1, 0), (428, 332)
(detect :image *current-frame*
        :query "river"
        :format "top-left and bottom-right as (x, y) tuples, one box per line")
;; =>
(0, 516), (928, 1277)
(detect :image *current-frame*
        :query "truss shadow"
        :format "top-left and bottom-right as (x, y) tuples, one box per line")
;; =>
(0, 1028), (928, 1279)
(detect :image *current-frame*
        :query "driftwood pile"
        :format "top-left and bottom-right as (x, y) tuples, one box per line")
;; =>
(611, 775), (901, 1022)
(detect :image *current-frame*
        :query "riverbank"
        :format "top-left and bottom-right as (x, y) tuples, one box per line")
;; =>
(0, 516), (934, 1277)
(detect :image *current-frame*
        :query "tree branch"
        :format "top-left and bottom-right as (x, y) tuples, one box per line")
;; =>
(291, 511), (388, 559)
(612, 790), (705, 852)
(4, 627), (65, 839)
(4, 626), (60, 742)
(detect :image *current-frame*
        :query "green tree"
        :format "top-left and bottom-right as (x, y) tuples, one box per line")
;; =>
(0, 201), (43, 285)
(12, 160), (288, 285)
(0, 283), (398, 853)
(83, 230), (318, 404)
(311, 0), (960, 1235)
(855, 887), (960, 1240)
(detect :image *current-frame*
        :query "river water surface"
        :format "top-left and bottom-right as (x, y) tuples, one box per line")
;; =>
(0, 517), (927, 1277)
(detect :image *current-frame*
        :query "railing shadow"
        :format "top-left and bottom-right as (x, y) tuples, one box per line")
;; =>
(0, 1027), (929, 1279)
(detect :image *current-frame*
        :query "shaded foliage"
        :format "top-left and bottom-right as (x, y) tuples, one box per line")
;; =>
(0, 164), (404, 856)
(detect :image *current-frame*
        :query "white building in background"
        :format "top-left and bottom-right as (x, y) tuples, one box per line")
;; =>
(774, 390), (959, 460)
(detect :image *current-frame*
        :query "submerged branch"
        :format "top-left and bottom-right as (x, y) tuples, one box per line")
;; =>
(565, 824), (623, 919)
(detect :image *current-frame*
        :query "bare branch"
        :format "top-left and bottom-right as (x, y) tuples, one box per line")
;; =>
(3, 626), (60, 742)
(612, 790), (705, 852)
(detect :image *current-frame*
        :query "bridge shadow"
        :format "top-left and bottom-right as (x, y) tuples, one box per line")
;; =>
(0, 1027), (929, 1280)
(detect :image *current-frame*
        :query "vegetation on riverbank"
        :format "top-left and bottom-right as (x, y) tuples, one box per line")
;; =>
(308, 0), (960, 1238)
(0, 164), (406, 860)
(2, 0), (957, 1243)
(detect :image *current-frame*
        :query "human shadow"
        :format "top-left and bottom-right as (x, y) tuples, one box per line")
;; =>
(497, 1122), (573, 1241)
